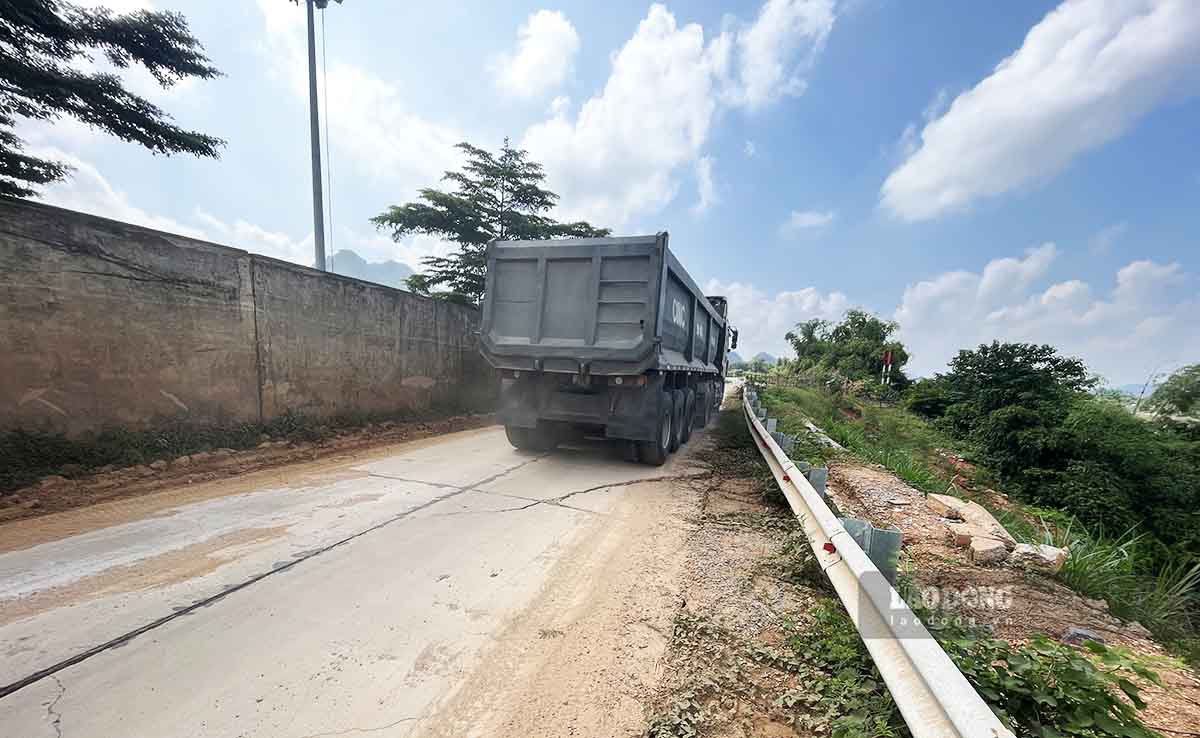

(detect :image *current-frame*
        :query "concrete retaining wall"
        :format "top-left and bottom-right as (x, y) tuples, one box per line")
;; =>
(0, 198), (492, 437)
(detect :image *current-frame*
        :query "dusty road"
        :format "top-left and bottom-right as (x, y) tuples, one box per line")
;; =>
(0, 422), (710, 738)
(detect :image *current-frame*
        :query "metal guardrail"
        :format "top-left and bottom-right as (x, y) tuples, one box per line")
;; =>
(742, 386), (1015, 738)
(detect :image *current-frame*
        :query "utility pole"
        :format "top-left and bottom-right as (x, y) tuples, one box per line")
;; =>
(305, 0), (326, 271)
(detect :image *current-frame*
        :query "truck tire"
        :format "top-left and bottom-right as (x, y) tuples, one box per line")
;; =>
(669, 389), (685, 451)
(504, 424), (556, 452)
(697, 389), (711, 428)
(680, 388), (695, 444)
(638, 391), (673, 466)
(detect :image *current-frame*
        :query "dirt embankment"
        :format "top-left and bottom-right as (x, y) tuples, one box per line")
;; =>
(827, 459), (1200, 737)
(0, 413), (494, 526)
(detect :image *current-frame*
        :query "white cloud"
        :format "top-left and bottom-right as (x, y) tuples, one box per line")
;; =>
(691, 156), (719, 214)
(704, 278), (851, 359)
(548, 95), (571, 117)
(255, 0), (461, 191)
(34, 146), (316, 266)
(522, 1), (837, 226)
(194, 211), (313, 266)
(780, 209), (834, 234)
(492, 10), (580, 100)
(521, 5), (725, 225)
(34, 146), (204, 237)
(723, 0), (836, 109)
(706, 241), (1195, 384)
(340, 230), (456, 273)
(744, 140), (758, 157)
(321, 61), (462, 186)
(895, 88), (949, 159)
(894, 245), (1198, 383)
(882, 0), (1200, 221)
(1089, 221), (1128, 255)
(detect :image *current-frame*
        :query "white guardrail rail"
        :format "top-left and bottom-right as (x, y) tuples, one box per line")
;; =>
(741, 386), (1015, 738)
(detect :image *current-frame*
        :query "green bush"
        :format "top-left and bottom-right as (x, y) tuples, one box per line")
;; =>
(903, 378), (953, 419)
(942, 634), (1162, 738)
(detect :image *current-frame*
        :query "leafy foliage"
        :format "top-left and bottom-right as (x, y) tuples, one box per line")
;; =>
(0, 0), (223, 196)
(944, 342), (1095, 416)
(944, 634), (1162, 738)
(768, 601), (906, 738)
(930, 342), (1200, 564)
(371, 139), (608, 304)
(1150, 364), (1200, 417)
(784, 310), (910, 388)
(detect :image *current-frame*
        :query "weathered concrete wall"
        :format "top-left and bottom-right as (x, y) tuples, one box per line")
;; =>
(252, 256), (486, 419)
(0, 199), (492, 437)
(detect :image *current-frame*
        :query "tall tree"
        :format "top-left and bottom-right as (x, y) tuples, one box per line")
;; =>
(371, 140), (609, 304)
(0, 0), (223, 197)
(784, 309), (910, 386)
(1150, 364), (1200, 418)
(943, 341), (1095, 417)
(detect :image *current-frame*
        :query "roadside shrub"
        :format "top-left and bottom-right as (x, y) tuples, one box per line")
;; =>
(1021, 461), (1140, 536)
(903, 378), (953, 419)
(941, 634), (1162, 738)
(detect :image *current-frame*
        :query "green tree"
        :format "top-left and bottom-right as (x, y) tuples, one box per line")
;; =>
(1150, 364), (1200, 417)
(943, 341), (1095, 417)
(371, 140), (609, 304)
(784, 309), (909, 386)
(1, 0), (223, 197)
(938, 342), (1095, 475)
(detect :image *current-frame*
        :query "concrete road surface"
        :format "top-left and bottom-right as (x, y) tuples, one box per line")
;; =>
(0, 423), (709, 737)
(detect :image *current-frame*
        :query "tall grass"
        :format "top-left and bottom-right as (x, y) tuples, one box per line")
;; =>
(1044, 522), (1143, 603)
(761, 386), (947, 495)
(756, 379), (1200, 658)
(1036, 516), (1200, 644)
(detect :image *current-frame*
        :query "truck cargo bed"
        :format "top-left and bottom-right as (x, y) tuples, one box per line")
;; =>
(480, 233), (726, 376)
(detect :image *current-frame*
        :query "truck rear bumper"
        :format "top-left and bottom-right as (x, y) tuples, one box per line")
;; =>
(497, 374), (662, 442)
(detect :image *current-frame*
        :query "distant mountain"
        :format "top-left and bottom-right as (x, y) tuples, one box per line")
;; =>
(727, 351), (744, 365)
(330, 249), (413, 289)
(752, 352), (778, 364)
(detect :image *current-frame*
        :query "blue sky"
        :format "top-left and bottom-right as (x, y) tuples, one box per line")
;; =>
(26, 0), (1200, 384)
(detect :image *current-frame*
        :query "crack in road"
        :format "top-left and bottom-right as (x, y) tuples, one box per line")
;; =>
(296, 715), (422, 738)
(0, 454), (546, 702)
(371, 470), (710, 518)
(45, 676), (64, 738)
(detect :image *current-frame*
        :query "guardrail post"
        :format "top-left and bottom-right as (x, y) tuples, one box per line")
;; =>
(841, 518), (903, 585)
(765, 417), (777, 432)
(804, 466), (828, 501)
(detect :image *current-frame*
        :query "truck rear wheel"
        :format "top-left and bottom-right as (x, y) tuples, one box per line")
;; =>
(669, 389), (685, 451)
(697, 389), (711, 428)
(680, 388), (695, 444)
(638, 391), (673, 466)
(504, 424), (556, 452)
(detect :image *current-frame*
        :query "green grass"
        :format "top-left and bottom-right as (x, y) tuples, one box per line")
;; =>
(0, 397), (489, 494)
(760, 385), (951, 496)
(1039, 519), (1200, 644)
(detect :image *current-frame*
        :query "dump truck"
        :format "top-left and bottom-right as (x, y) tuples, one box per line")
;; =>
(478, 232), (737, 465)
